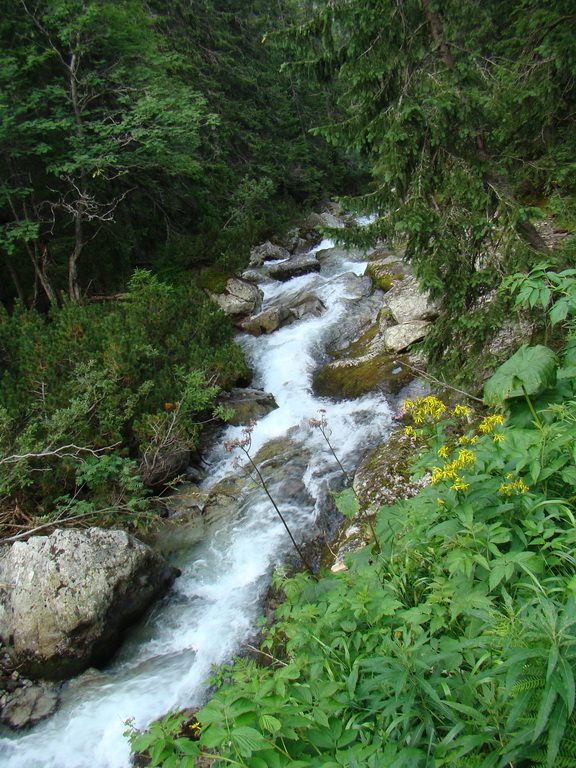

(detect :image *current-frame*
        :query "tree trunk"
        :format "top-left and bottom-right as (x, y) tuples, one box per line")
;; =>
(2, 254), (26, 305)
(68, 49), (86, 301)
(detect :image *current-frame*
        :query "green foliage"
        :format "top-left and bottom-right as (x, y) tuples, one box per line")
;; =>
(0, 271), (247, 524)
(483, 344), (558, 404)
(0, 0), (356, 306)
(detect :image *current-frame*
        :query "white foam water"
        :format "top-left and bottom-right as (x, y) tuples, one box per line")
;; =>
(0, 237), (392, 767)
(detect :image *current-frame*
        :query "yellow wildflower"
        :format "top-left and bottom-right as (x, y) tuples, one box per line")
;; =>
(456, 449), (476, 466)
(438, 444), (450, 458)
(404, 396), (446, 424)
(493, 433), (504, 443)
(404, 425), (417, 438)
(499, 476), (530, 495)
(452, 478), (470, 492)
(451, 405), (471, 417)
(479, 414), (505, 433)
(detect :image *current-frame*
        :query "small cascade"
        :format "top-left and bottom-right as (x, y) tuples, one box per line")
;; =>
(0, 234), (393, 768)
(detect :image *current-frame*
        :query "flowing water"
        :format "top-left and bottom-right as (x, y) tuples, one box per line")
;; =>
(0, 234), (393, 768)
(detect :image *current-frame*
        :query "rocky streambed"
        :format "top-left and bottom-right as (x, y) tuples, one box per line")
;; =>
(0, 207), (440, 767)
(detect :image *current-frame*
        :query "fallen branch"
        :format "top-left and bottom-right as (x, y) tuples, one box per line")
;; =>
(0, 508), (116, 544)
(398, 361), (484, 403)
(242, 643), (288, 667)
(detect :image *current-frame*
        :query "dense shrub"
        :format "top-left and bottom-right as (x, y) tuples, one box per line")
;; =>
(0, 271), (248, 527)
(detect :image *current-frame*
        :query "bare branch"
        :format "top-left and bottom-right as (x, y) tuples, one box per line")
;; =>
(0, 442), (121, 466)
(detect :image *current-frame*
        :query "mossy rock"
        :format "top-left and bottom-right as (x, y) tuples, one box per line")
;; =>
(364, 259), (408, 293)
(312, 354), (414, 399)
(196, 267), (233, 294)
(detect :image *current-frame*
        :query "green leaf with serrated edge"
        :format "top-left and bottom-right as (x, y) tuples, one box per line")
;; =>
(199, 724), (228, 749)
(258, 714), (281, 733)
(483, 344), (558, 404)
(231, 726), (267, 757)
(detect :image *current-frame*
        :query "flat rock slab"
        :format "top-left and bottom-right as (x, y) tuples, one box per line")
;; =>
(0, 528), (179, 680)
(268, 255), (321, 282)
(220, 388), (279, 425)
(383, 321), (431, 352)
(1, 682), (59, 729)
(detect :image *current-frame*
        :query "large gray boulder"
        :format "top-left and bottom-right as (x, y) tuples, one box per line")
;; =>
(301, 211), (346, 231)
(238, 306), (295, 336)
(385, 275), (440, 324)
(0, 528), (179, 680)
(249, 241), (290, 267)
(208, 278), (263, 318)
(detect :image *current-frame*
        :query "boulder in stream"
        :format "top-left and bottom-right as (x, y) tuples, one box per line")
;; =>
(383, 320), (431, 352)
(238, 306), (295, 336)
(268, 254), (321, 282)
(1, 681), (59, 729)
(249, 241), (290, 267)
(220, 388), (279, 425)
(0, 528), (179, 680)
(385, 274), (440, 324)
(207, 278), (263, 318)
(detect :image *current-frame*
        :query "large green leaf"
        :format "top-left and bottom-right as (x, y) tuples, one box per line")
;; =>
(483, 345), (558, 405)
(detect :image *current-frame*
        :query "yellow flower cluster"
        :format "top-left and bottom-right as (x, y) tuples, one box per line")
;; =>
(451, 404), (471, 417)
(404, 396), (446, 423)
(479, 414), (505, 433)
(499, 474), (530, 495)
(431, 448), (476, 484)
(404, 425), (418, 438)
(458, 435), (478, 445)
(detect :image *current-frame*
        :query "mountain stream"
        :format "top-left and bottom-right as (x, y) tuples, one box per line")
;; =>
(0, 233), (394, 767)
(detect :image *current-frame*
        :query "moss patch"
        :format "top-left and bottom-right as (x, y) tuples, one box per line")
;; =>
(313, 354), (414, 399)
(364, 260), (406, 293)
(196, 267), (233, 294)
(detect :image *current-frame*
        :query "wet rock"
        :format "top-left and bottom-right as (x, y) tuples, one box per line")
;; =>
(238, 306), (295, 336)
(207, 278), (263, 319)
(292, 238), (314, 255)
(364, 258), (408, 293)
(383, 321), (431, 352)
(249, 242), (290, 267)
(301, 211), (346, 231)
(220, 388), (279, 425)
(325, 285), (386, 355)
(385, 274), (440, 324)
(0, 528), (179, 680)
(353, 430), (430, 508)
(268, 254), (321, 282)
(290, 294), (326, 321)
(1, 682), (59, 728)
(240, 268), (274, 285)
